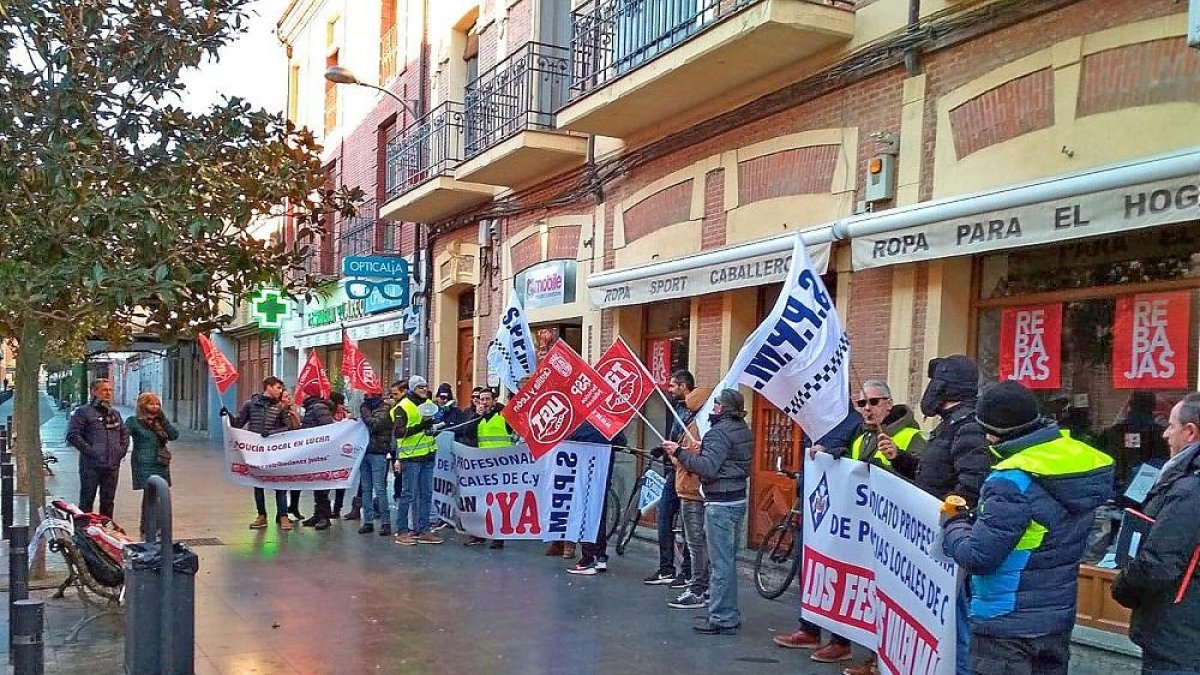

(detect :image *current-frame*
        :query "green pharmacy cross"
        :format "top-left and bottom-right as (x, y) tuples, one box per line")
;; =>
(249, 287), (290, 329)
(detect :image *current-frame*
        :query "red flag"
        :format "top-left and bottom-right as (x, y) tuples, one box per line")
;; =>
(502, 341), (616, 460)
(998, 303), (1062, 389)
(197, 333), (239, 394)
(1113, 291), (1191, 389)
(341, 331), (383, 395)
(297, 349), (332, 401)
(588, 338), (658, 439)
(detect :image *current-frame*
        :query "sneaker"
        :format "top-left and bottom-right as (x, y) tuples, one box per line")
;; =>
(417, 532), (444, 544)
(670, 574), (690, 589)
(379, 524), (392, 536)
(464, 536), (487, 547)
(488, 540), (505, 550)
(843, 657), (879, 675)
(773, 629), (822, 649)
(595, 558), (608, 572)
(394, 533), (418, 546)
(249, 515), (268, 529)
(357, 523), (375, 534)
(643, 570), (675, 585)
(432, 521), (450, 532)
(287, 509), (304, 522)
(693, 620), (738, 635)
(567, 560), (598, 575)
(668, 590), (707, 609)
(278, 516), (292, 531)
(811, 643), (853, 663)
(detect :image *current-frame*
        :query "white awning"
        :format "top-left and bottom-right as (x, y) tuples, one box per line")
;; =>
(587, 228), (833, 310)
(835, 147), (1200, 270)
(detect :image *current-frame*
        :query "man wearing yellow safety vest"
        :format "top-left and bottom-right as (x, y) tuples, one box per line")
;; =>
(391, 376), (445, 546)
(463, 387), (512, 549)
(941, 381), (1113, 675)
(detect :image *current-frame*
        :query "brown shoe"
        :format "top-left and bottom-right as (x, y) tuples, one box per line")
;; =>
(544, 542), (564, 556)
(843, 656), (878, 675)
(773, 629), (822, 649)
(249, 515), (268, 529)
(417, 532), (444, 545)
(278, 516), (292, 531)
(394, 533), (418, 546)
(811, 643), (853, 663)
(561, 543), (576, 559)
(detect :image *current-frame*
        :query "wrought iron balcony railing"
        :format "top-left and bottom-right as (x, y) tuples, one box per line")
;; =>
(384, 100), (467, 202)
(463, 42), (572, 159)
(337, 201), (377, 260)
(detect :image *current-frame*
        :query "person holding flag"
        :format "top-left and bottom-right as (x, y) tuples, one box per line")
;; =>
(487, 293), (537, 393)
(462, 386), (512, 549)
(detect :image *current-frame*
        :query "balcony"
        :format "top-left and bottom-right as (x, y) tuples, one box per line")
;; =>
(379, 101), (499, 223)
(455, 42), (589, 189)
(560, 0), (855, 138)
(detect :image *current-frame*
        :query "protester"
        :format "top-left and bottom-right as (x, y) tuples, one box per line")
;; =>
(127, 392), (178, 490)
(280, 388), (305, 522)
(776, 401), (863, 659)
(913, 355), (991, 505)
(388, 380), (408, 504)
(664, 388), (752, 635)
(646, 370), (695, 587)
(330, 391), (349, 421)
(1112, 392), (1200, 674)
(942, 381), (1113, 675)
(666, 385), (713, 610)
(300, 384), (337, 530)
(356, 391), (394, 535)
(463, 387), (511, 549)
(229, 376), (297, 530)
(392, 376), (444, 545)
(565, 420), (627, 575)
(66, 379), (130, 518)
(328, 390), (352, 518)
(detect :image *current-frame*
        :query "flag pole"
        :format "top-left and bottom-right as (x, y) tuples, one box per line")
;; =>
(614, 337), (698, 444)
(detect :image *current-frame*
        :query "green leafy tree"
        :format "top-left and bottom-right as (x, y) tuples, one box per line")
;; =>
(0, 0), (360, 532)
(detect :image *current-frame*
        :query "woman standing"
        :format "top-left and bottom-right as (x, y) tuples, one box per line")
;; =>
(127, 392), (179, 490)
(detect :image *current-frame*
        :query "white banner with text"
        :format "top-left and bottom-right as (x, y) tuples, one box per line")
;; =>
(223, 418), (368, 490)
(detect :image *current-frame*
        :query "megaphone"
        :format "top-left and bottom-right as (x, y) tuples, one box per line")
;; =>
(417, 401), (440, 419)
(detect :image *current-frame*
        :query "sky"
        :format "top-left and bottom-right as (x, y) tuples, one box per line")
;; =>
(178, 0), (291, 115)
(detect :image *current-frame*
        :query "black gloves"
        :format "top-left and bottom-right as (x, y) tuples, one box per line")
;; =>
(219, 407), (230, 417)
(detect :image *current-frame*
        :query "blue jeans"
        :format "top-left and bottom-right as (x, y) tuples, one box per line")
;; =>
(360, 454), (391, 526)
(957, 581), (971, 675)
(704, 500), (747, 628)
(395, 459), (434, 535)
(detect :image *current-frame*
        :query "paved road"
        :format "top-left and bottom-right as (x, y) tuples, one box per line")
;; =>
(4, 417), (867, 675)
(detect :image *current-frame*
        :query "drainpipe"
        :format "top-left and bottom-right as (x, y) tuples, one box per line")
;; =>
(415, 0), (433, 375)
(903, 0), (921, 77)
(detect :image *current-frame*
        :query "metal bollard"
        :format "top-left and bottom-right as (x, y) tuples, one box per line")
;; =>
(9, 523), (29, 658)
(0, 427), (9, 464)
(1, 462), (13, 541)
(12, 599), (43, 675)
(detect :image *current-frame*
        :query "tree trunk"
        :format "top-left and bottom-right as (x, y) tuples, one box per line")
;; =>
(14, 321), (46, 536)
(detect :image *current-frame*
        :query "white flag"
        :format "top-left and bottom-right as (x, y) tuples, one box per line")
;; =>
(487, 292), (538, 393)
(698, 232), (850, 440)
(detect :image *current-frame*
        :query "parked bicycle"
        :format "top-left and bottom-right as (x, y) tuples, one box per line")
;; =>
(753, 461), (803, 600)
(613, 449), (669, 555)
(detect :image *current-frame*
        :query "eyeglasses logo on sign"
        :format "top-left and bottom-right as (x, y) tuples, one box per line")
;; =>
(529, 391), (573, 446)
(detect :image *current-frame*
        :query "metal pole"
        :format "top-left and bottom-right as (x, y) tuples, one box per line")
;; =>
(2, 462), (13, 541)
(12, 599), (43, 675)
(142, 476), (173, 675)
(9, 523), (29, 658)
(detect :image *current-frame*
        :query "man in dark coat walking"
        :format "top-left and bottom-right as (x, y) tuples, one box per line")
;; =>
(1113, 392), (1200, 674)
(66, 379), (130, 517)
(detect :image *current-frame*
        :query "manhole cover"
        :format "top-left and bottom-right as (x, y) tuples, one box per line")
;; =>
(177, 538), (224, 547)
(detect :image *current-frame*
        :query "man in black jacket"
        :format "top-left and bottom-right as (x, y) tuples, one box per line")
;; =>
(299, 386), (336, 530)
(665, 388), (753, 636)
(230, 376), (296, 530)
(66, 379), (130, 518)
(357, 393), (394, 536)
(913, 355), (991, 506)
(1113, 392), (1200, 674)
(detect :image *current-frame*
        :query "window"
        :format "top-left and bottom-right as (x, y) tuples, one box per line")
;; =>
(379, 1), (408, 83)
(287, 63), (300, 123)
(324, 50), (339, 135)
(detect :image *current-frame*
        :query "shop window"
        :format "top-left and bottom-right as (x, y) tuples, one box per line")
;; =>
(640, 299), (691, 447)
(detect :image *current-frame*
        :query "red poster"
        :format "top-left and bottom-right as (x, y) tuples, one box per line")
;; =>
(341, 331), (383, 395)
(588, 338), (658, 440)
(198, 333), (239, 394)
(297, 349), (332, 401)
(1113, 291), (1191, 389)
(646, 338), (673, 388)
(998, 303), (1062, 389)
(503, 341), (616, 459)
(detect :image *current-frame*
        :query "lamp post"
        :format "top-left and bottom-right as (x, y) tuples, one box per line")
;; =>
(324, 66), (422, 119)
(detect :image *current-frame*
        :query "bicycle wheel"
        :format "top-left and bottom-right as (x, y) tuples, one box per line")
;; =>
(754, 522), (800, 600)
(605, 486), (621, 540)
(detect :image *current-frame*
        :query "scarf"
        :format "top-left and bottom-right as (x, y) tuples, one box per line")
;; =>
(138, 413), (172, 465)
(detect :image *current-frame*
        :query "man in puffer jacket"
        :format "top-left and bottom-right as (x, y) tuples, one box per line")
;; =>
(66, 379), (130, 518)
(299, 385), (336, 531)
(665, 388), (753, 636)
(942, 381), (1113, 675)
(356, 392), (394, 536)
(230, 376), (297, 529)
(914, 356), (992, 506)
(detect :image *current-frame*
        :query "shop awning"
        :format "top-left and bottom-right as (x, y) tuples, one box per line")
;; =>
(835, 147), (1200, 270)
(587, 228), (833, 310)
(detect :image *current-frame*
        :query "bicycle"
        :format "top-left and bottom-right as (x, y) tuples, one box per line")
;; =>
(753, 463), (803, 600)
(613, 450), (668, 556)
(604, 483), (620, 541)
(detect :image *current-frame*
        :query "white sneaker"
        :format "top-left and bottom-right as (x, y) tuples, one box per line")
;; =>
(595, 558), (608, 572)
(668, 590), (707, 609)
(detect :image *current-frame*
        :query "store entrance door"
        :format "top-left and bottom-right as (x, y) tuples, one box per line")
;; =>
(457, 323), (474, 405)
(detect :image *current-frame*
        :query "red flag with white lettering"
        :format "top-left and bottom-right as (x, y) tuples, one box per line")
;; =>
(1112, 291), (1190, 389)
(297, 349), (333, 401)
(502, 341), (616, 460)
(197, 333), (239, 394)
(998, 303), (1062, 389)
(588, 338), (658, 439)
(341, 331), (383, 395)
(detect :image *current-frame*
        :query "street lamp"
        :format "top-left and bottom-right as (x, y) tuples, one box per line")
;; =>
(323, 66), (422, 120)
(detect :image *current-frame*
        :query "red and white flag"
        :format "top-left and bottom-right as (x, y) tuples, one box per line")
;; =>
(341, 331), (383, 395)
(297, 349), (332, 401)
(502, 341), (616, 460)
(588, 338), (658, 440)
(197, 333), (239, 394)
